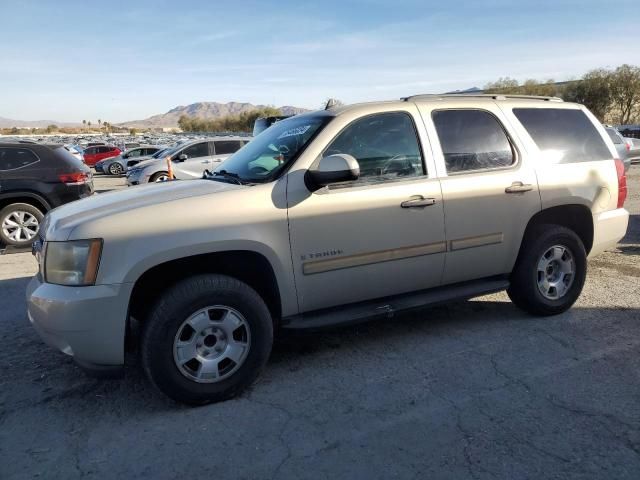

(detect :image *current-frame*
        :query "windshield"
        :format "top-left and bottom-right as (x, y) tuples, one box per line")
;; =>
(216, 114), (331, 183)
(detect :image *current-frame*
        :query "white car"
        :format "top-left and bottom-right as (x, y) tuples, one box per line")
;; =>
(126, 137), (250, 185)
(63, 144), (84, 163)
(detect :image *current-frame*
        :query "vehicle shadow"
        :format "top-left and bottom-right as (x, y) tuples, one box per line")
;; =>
(618, 214), (639, 255)
(2, 272), (638, 415)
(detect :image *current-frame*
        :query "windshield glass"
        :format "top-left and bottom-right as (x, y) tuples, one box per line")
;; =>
(217, 114), (331, 183)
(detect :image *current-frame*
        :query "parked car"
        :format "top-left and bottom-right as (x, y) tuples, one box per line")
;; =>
(624, 136), (640, 165)
(0, 143), (93, 247)
(126, 137), (249, 185)
(95, 146), (162, 175)
(83, 145), (121, 167)
(27, 95), (629, 405)
(604, 126), (631, 172)
(63, 144), (84, 163)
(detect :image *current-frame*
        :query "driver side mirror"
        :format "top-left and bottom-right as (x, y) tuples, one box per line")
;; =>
(305, 154), (360, 191)
(176, 153), (188, 162)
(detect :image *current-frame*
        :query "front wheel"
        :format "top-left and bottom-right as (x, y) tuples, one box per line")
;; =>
(141, 274), (273, 405)
(508, 225), (587, 316)
(150, 171), (170, 183)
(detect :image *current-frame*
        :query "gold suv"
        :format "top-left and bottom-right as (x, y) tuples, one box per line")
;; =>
(28, 94), (629, 404)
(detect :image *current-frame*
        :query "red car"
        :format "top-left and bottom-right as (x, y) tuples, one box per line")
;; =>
(83, 145), (121, 167)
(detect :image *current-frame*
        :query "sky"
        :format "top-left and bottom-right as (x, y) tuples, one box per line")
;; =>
(0, 0), (638, 123)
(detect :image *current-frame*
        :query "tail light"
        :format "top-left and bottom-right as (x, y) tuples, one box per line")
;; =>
(58, 172), (90, 185)
(614, 158), (627, 208)
(625, 140), (632, 152)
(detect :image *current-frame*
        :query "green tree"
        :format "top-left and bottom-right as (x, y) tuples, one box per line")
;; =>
(129, 127), (138, 135)
(609, 64), (640, 124)
(483, 77), (520, 93)
(45, 124), (58, 133)
(562, 69), (612, 122)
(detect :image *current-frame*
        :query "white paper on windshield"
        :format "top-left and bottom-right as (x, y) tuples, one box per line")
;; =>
(277, 125), (311, 139)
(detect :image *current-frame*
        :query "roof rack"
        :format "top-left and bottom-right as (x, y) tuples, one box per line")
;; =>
(401, 93), (563, 102)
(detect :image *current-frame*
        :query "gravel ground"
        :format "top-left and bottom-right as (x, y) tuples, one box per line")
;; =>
(0, 169), (639, 480)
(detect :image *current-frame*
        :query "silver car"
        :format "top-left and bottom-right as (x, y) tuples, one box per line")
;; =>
(126, 137), (249, 185)
(98, 146), (163, 175)
(605, 127), (631, 172)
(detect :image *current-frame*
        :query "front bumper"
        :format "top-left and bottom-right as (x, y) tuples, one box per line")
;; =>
(27, 275), (133, 369)
(589, 208), (629, 257)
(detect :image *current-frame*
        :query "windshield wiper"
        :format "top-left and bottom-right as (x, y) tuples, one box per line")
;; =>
(204, 169), (249, 185)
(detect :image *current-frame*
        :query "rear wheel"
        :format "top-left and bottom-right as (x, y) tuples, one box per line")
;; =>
(108, 162), (124, 175)
(508, 225), (586, 316)
(141, 274), (273, 405)
(150, 171), (170, 183)
(0, 203), (44, 247)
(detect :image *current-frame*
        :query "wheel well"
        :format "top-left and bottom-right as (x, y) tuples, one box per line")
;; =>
(523, 205), (594, 254)
(129, 250), (282, 325)
(0, 196), (48, 214)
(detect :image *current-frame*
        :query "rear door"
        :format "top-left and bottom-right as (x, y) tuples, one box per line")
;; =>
(418, 102), (541, 284)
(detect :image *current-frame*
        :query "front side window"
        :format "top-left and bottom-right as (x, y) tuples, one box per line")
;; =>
(214, 141), (242, 155)
(513, 108), (611, 163)
(323, 112), (424, 185)
(433, 109), (515, 173)
(126, 149), (143, 158)
(181, 142), (209, 159)
(0, 148), (39, 170)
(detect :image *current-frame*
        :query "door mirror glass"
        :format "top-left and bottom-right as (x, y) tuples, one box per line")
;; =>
(306, 154), (360, 190)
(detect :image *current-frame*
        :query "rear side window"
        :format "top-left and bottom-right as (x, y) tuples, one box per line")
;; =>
(432, 109), (515, 173)
(0, 148), (39, 170)
(513, 108), (611, 163)
(84, 147), (96, 155)
(214, 141), (242, 155)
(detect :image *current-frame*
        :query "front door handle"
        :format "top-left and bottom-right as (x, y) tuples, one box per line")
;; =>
(401, 196), (437, 208)
(505, 182), (533, 194)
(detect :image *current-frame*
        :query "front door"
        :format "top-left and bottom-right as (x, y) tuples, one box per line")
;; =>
(173, 141), (212, 179)
(419, 104), (542, 285)
(287, 110), (446, 312)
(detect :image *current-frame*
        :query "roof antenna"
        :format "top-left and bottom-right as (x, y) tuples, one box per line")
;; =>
(325, 98), (338, 110)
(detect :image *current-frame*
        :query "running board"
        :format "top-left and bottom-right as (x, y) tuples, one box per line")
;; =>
(281, 276), (510, 330)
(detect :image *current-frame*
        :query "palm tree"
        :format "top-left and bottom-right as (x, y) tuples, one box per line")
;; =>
(98, 119), (102, 131)
(88, 121), (92, 130)
(82, 120), (86, 131)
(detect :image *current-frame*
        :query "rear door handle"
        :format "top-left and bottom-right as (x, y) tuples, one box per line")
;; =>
(505, 182), (533, 194)
(401, 196), (437, 208)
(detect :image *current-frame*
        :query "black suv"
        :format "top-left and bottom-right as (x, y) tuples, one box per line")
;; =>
(0, 143), (94, 247)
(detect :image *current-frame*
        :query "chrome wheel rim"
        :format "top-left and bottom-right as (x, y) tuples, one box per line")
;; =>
(537, 245), (575, 300)
(173, 306), (251, 383)
(109, 163), (124, 175)
(155, 174), (169, 182)
(1, 211), (39, 243)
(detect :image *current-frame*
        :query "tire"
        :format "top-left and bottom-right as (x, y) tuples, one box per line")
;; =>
(508, 224), (587, 316)
(141, 274), (273, 405)
(0, 203), (44, 247)
(108, 162), (124, 175)
(150, 171), (170, 183)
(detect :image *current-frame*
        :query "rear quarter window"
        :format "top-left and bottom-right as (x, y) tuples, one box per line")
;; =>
(0, 147), (39, 170)
(513, 108), (611, 163)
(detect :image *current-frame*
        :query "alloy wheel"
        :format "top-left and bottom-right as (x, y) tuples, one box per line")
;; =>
(173, 306), (251, 383)
(1, 211), (39, 243)
(536, 245), (575, 300)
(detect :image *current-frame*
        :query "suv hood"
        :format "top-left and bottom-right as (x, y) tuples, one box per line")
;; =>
(41, 180), (241, 241)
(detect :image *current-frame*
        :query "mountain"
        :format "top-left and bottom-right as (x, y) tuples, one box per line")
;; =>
(118, 102), (309, 128)
(0, 117), (80, 128)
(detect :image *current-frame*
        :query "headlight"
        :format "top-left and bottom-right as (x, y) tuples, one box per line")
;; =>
(45, 239), (103, 286)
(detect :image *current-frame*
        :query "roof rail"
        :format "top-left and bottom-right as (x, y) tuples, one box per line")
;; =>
(401, 93), (563, 102)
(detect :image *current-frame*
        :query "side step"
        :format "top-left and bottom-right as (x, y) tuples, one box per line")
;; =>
(281, 276), (510, 330)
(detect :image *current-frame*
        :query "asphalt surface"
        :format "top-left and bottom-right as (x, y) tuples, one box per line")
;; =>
(1, 169), (639, 479)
